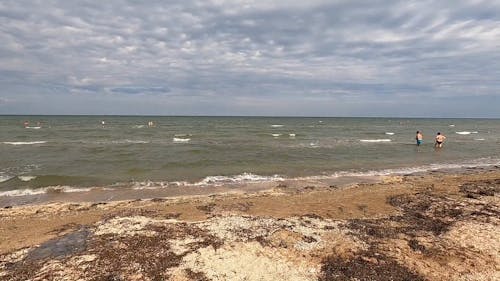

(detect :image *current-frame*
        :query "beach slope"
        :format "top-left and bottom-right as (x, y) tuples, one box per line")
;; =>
(1, 169), (499, 280)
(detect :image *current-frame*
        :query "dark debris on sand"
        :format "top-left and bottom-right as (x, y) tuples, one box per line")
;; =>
(320, 250), (425, 281)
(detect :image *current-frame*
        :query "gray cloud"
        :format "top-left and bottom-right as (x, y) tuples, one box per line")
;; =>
(0, 0), (499, 117)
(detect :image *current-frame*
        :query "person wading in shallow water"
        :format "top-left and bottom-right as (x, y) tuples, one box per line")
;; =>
(435, 132), (446, 148)
(416, 131), (423, 146)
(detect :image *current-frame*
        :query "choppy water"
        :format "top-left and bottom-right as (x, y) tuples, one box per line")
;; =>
(1, 116), (499, 198)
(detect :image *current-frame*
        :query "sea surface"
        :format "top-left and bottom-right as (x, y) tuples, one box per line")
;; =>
(1, 116), (499, 204)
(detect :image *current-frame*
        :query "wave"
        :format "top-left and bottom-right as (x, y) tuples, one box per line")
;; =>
(359, 139), (391, 143)
(271, 134), (281, 137)
(194, 173), (285, 186)
(0, 186), (93, 197)
(173, 137), (190, 143)
(3, 141), (47, 145)
(289, 133), (296, 137)
(123, 139), (149, 144)
(25, 126), (41, 129)
(385, 132), (395, 135)
(18, 176), (37, 182)
(1, 158), (499, 197)
(455, 131), (479, 135)
(0, 175), (13, 183)
(270, 124), (284, 127)
(293, 157), (500, 181)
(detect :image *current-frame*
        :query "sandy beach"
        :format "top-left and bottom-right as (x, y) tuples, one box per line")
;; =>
(1, 168), (499, 280)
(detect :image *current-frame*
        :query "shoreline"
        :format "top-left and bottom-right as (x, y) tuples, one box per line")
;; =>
(1, 168), (499, 280)
(2, 161), (499, 208)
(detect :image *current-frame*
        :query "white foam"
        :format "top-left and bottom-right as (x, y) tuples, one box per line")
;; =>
(471, 131), (478, 134)
(18, 176), (37, 181)
(474, 138), (485, 141)
(132, 125), (145, 128)
(294, 158), (500, 181)
(173, 137), (190, 143)
(25, 126), (41, 129)
(124, 139), (148, 144)
(456, 131), (471, 135)
(289, 133), (296, 137)
(449, 124), (455, 127)
(195, 173), (284, 186)
(271, 124), (284, 127)
(271, 134), (281, 137)
(3, 141), (47, 145)
(0, 175), (13, 183)
(0, 186), (93, 197)
(359, 139), (391, 143)
(102, 140), (149, 144)
(385, 132), (395, 135)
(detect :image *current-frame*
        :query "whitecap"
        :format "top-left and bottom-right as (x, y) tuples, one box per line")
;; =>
(360, 139), (392, 143)
(124, 139), (148, 144)
(25, 126), (41, 129)
(195, 173), (284, 186)
(289, 133), (296, 137)
(270, 124), (284, 127)
(0, 175), (13, 183)
(132, 125), (145, 128)
(3, 141), (47, 145)
(0, 186), (93, 197)
(471, 131), (478, 134)
(474, 138), (485, 141)
(385, 132), (395, 135)
(455, 131), (471, 135)
(271, 134), (281, 137)
(18, 176), (37, 181)
(173, 137), (190, 143)
(449, 124), (455, 127)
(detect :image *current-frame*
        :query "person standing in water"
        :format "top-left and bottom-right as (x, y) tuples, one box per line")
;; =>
(435, 132), (446, 148)
(416, 131), (423, 146)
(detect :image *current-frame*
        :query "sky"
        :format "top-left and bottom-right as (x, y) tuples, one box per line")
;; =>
(0, 0), (499, 117)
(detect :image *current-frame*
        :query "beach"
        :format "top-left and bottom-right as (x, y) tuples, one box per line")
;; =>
(1, 167), (499, 280)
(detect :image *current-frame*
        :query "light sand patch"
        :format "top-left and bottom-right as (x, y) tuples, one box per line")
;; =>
(94, 216), (174, 236)
(444, 220), (500, 264)
(172, 242), (318, 281)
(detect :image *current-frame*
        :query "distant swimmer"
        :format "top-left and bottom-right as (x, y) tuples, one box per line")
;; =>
(148, 121), (155, 127)
(416, 131), (423, 146)
(435, 132), (446, 148)
(23, 121), (29, 128)
(101, 120), (106, 127)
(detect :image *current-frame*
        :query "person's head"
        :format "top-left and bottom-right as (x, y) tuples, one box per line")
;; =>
(416, 131), (420, 134)
(437, 132), (441, 135)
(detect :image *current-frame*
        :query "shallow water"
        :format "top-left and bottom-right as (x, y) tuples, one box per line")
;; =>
(1, 116), (499, 200)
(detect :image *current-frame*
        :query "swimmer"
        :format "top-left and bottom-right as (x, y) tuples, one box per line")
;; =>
(435, 132), (446, 148)
(416, 131), (423, 146)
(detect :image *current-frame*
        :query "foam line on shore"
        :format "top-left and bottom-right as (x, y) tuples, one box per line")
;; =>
(1, 158), (499, 198)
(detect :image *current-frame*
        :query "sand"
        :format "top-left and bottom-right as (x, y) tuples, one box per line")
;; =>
(0, 168), (499, 280)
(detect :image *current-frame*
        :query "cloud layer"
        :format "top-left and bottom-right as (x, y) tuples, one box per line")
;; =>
(1, 0), (499, 117)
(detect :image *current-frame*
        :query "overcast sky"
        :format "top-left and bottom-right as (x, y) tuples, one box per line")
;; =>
(1, 0), (499, 117)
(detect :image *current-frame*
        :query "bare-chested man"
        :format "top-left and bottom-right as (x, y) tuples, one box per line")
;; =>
(435, 132), (446, 148)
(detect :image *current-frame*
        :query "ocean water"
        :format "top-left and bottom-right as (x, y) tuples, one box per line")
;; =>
(1, 116), (499, 199)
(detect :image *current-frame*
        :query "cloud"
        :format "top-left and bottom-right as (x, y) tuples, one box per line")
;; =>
(0, 0), (499, 116)
(110, 86), (170, 95)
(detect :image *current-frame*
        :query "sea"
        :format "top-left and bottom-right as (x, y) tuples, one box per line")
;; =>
(1, 116), (499, 206)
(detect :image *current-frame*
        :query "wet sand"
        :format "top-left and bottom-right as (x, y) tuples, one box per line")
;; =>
(1, 168), (499, 280)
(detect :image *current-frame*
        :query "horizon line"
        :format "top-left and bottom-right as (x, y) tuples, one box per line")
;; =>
(0, 114), (499, 119)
